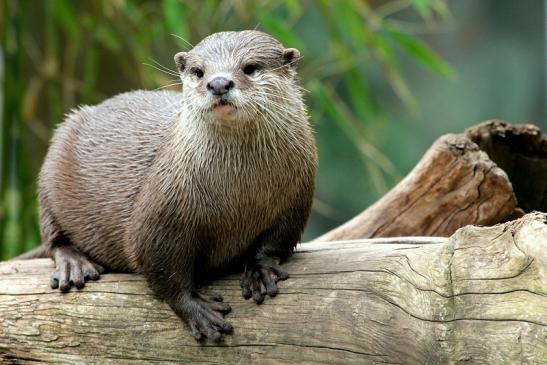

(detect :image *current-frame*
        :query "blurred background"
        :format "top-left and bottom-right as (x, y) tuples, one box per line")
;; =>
(0, 0), (545, 259)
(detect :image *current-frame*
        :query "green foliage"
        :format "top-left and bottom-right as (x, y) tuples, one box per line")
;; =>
(384, 25), (455, 79)
(0, 0), (452, 258)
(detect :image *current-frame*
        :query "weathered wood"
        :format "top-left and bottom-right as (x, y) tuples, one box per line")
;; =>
(317, 121), (546, 242)
(317, 131), (516, 241)
(1, 213), (546, 364)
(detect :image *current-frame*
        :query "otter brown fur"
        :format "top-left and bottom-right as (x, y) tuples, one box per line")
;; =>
(36, 30), (317, 341)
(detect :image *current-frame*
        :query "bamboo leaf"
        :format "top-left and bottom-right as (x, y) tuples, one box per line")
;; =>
(95, 25), (121, 52)
(385, 26), (455, 79)
(335, 1), (367, 46)
(309, 80), (398, 193)
(283, 0), (301, 20)
(308, 80), (350, 135)
(162, 0), (190, 48)
(368, 33), (417, 111)
(345, 68), (377, 121)
(257, 12), (306, 51)
(411, 0), (432, 20)
(52, 0), (79, 37)
(432, 1), (451, 18)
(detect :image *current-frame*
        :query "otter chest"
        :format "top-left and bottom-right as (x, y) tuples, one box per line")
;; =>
(187, 148), (300, 265)
(197, 154), (295, 223)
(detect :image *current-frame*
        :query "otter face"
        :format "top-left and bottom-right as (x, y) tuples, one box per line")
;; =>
(174, 30), (301, 125)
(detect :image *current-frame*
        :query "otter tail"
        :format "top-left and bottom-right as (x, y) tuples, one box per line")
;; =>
(10, 245), (49, 260)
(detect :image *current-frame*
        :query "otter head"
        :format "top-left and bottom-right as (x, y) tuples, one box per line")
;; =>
(174, 30), (302, 127)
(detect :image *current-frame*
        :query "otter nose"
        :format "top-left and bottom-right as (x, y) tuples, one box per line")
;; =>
(207, 77), (234, 96)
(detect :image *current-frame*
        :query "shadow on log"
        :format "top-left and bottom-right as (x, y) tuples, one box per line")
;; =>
(1, 213), (546, 364)
(317, 120), (547, 241)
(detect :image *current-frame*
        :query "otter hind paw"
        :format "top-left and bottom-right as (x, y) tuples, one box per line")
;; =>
(240, 260), (289, 304)
(50, 246), (104, 292)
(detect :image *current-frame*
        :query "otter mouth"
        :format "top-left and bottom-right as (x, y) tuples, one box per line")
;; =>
(213, 99), (235, 108)
(211, 98), (236, 116)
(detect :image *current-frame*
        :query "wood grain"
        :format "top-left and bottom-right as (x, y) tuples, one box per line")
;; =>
(317, 132), (516, 241)
(1, 213), (546, 364)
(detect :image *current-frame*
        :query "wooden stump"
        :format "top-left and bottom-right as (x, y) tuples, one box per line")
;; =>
(465, 121), (547, 213)
(1, 213), (546, 364)
(317, 120), (547, 241)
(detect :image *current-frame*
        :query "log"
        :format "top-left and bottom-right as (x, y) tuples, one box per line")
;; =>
(317, 120), (547, 241)
(1, 213), (546, 364)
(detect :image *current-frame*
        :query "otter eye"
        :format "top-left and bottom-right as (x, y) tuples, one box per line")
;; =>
(243, 64), (260, 76)
(191, 68), (204, 78)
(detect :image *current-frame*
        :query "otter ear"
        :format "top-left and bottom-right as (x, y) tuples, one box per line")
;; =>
(174, 52), (187, 73)
(283, 48), (300, 67)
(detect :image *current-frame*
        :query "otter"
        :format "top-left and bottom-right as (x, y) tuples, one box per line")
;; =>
(31, 30), (316, 341)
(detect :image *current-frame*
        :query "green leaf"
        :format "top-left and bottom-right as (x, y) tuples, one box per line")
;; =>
(95, 25), (120, 52)
(411, 0), (432, 20)
(432, 0), (451, 18)
(308, 81), (398, 193)
(283, 0), (301, 19)
(52, 0), (79, 37)
(257, 12), (306, 51)
(368, 32), (417, 111)
(345, 68), (377, 121)
(385, 27), (455, 79)
(335, 1), (366, 46)
(308, 80), (353, 137)
(162, 0), (190, 48)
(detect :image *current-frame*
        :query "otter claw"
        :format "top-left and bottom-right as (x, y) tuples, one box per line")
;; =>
(240, 260), (288, 304)
(180, 294), (233, 342)
(50, 246), (102, 292)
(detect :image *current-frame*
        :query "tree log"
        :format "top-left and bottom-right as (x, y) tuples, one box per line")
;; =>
(317, 120), (547, 241)
(1, 213), (546, 364)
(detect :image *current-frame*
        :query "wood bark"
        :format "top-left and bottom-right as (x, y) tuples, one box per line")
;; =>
(1, 213), (546, 364)
(317, 120), (547, 241)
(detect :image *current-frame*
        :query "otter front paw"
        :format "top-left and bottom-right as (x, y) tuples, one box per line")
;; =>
(50, 246), (104, 292)
(240, 259), (289, 304)
(174, 293), (233, 342)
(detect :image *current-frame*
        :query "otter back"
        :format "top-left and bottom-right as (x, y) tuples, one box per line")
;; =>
(39, 90), (181, 270)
